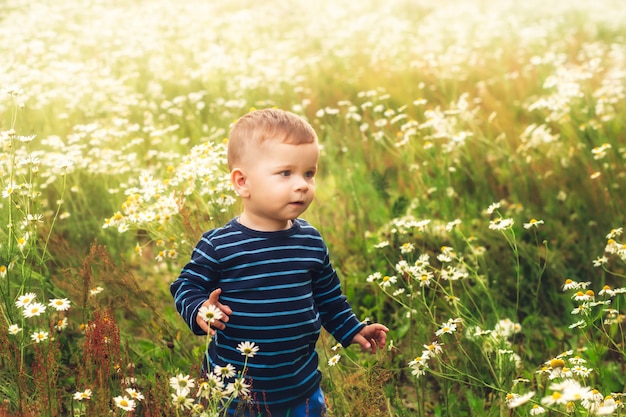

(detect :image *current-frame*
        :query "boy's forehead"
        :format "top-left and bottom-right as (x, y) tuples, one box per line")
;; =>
(255, 140), (319, 158)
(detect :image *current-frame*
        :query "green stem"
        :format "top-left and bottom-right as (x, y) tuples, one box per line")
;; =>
(41, 172), (67, 265)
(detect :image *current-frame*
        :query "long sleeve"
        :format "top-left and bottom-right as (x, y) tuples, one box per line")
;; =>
(170, 231), (221, 335)
(313, 246), (365, 347)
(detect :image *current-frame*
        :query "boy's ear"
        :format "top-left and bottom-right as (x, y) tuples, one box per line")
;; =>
(230, 168), (250, 198)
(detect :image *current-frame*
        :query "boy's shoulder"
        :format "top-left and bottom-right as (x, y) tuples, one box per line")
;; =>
(293, 218), (323, 237)
(201, 218), (238, 236)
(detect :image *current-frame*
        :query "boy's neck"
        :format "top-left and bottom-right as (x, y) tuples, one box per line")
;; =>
(237, 213), (293, 232)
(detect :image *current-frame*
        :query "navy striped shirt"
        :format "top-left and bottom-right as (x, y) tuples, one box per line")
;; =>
(170, 218), (365, 410)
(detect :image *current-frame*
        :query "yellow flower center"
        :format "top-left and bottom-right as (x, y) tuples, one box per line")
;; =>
(549, 359), (566, 369)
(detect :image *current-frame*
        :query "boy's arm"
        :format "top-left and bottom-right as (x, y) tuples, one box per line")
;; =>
(313, 249), (370, 347)
(170, 237), (220, 335)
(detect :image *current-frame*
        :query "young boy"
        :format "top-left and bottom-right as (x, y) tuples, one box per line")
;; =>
(171, 108), (388, 416)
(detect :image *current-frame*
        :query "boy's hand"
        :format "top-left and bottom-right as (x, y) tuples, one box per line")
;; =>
(351, 323), (389, 353)
(196, 288), (232, 335)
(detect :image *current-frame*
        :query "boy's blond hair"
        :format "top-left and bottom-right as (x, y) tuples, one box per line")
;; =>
(227, 108), (318, 169)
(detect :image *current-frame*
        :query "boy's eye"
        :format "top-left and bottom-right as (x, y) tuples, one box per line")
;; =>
(305, 171), (316, 178)
(280, 171), (291, 177)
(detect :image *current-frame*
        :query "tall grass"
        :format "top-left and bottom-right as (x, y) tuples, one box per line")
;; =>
(1, 0), (625, 415)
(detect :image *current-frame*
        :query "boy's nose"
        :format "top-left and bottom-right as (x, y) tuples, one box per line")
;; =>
(294, 176), (310, 191)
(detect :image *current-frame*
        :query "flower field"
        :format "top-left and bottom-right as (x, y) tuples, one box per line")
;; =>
(1, 0), (625, 415)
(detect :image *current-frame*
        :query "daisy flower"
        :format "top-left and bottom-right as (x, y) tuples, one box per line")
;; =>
(598, 285), (615, 297)
(437, 246), (455, 263)
(380, 275), (397, 288)
(569, 320), (586, 329)
(400, 242), (415, 254)
(89, 287), (104, 296)
(171, 390), (194, 410)
(169, 374), (195, 394)
(196, 380), (212, 400)
(48, 298), (71, 311)
(395, 261), (410, 273)
(606, 228), (623, 239)
(414, 219), (431, 231)
(595, 396), (618, 415)
(548, 379), (590, 402)
(523, 218), (544, 229)
(571, 304), (591, 315)
(414, 253), (430, 268)
(15, 292), (37, 308)
(23, 302), (46, 318)
(366, 272), (382, 283)
(8, 324), (21, 335)
(423, 341), (443, 355)
(54, 317), (69, 331)
(113, 395), (136, 411)
(486, 202), (501, 214)
(198, 304), (223, 324)
(373, 240), (389, 249)
(237, 341), (259, 358)
(446, 219), (462, 231)
(489, 217), (514, 231)
(572, 290), (594, 302)
(593, 256), (608, 267)
(224, 378), (250, 398)
(31, 331), (49, 343)
(408, 356), (429, 377)
(418, 272), (433, 287)
(214, 364), (236, 379)
(328, 354), (341, 366)
(506, 391), (535, 408)
(571, 365), (592, 378)
(435, 320), (458, 337)
(393, 288), (406, 296)
(202, 373), (225, 394)
(541, 391), (567, 406)
(530, 404), (546, 415)
(17, 234), (29, 251)
(2, 182), (17, 199)
(125, 388), (145, 401)
(562, 279), (579, 291)
(73, 389), (92, 401)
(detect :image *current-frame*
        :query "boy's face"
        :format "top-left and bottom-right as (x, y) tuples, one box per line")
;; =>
(234, 139), (319, 231)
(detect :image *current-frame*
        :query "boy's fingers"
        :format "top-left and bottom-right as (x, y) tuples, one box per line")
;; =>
(376, 329), (388, 345)
(353, 334), (373, 352)
(208, 288), (233, 318)
(208, 288), (222, 304)
(196, 316), (208, 333)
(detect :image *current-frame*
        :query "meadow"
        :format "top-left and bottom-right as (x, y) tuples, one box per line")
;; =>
(1, 0), (626, 415)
